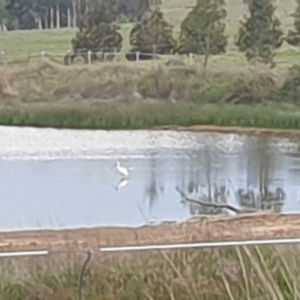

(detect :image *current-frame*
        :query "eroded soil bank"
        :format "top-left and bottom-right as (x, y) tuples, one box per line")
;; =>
(0, 213), (299, 252)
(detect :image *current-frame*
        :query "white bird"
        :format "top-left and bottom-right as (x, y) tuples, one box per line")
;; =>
(115, 160), (129, 178)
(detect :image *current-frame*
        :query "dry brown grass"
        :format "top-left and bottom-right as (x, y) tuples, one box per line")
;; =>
(0, 243), (300, 299)
(0, 60), (147, 105)
(0, 60), (299, 131)
(0, 213), (299, 253)
(0, 213), (299, 299)
(0, 60), (280, 107)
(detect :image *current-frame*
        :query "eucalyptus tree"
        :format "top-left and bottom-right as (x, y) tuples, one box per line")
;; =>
(68, 0), (123, 64)
(178, 0), (228, 70)
(286, 0), (300, 47)
(235, 0), (284, 67)
(0, 0), (8, 30)
(127, 8), (176, 60)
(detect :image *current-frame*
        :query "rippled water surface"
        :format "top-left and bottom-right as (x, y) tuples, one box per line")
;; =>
(1, 126), (300, 231)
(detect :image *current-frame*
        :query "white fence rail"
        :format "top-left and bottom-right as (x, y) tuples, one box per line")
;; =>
(1, 237), (300, 258)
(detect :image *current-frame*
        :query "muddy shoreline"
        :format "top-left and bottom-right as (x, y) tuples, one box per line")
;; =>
(153, 125), (300, 138)
(0, 213), (299, 252)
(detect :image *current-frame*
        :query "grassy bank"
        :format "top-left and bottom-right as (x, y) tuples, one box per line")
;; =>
(2, 103), (300, 130)
(0, 245), (299, 299)
(0, 61), (300, 130)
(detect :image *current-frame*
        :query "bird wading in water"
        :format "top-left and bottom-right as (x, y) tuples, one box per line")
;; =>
(115, 161), (129, 178)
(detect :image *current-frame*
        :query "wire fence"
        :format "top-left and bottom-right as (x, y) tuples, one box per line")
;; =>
(0, 46), (201, 65)
(1, 237), (300, 299)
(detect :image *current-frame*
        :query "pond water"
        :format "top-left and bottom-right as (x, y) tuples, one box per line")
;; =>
(0, 126), (300, 232)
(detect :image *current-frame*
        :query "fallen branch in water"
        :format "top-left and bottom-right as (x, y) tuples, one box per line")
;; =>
(176, 188), (258, 214)
(183, 197), (258, 214)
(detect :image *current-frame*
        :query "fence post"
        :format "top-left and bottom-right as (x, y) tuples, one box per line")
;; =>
(152, 44), (157, 58)
(113, 47), (117, 61)
(98, 49), (102, 61)
(0, 51), (5, 65)
(136, 51), (140, 62)
(87, 50), (92, 64)
(41, 50), (46, 59)
(189, 53), (193, 65)
(78, 249), (93, 300)
(67, 50), (71, 65)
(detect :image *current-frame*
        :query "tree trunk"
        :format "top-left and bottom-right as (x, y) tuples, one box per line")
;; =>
(44, 14), (48, 29)
(203, 51), (209, 71)
(38, 17), (42, 30)
(203, 31), (210, 78)
(50, 7), (54, 29)
(67, 7), (71, 28)
(56, 4), (60, 29)
(72, 0), (77, 27)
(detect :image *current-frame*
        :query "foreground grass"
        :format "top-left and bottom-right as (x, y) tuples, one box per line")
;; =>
(1, 245), (299, 299)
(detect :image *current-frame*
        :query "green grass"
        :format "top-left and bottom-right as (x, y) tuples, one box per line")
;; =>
(2, 26), (299, 67)
(0, 28), (76, 59)
(0, 24), (134, 61)
(0, 245), (300, 299)
(1, 103), (300, 130)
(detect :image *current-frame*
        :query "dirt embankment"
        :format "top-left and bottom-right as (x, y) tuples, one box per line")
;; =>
(0, 60), (278, 107)
(0, 213), (299, 252)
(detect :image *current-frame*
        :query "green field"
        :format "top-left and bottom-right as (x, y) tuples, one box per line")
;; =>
(1, 27), (300, 67)
(0, 0), (299, 66)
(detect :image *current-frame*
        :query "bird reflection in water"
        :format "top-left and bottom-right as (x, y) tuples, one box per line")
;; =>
(113, 177), (129, 192)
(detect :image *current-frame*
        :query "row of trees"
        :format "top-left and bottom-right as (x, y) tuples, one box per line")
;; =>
(0, 0), (161, 30)
(179, 0), (296, 67)
(69, 0), (300, 67)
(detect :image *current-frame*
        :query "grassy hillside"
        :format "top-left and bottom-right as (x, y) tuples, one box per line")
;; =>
(161, 0), (296, 28)
(0, 0), (298, 64)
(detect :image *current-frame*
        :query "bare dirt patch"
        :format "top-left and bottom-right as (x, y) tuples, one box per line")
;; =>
(0, 213), (299, 253)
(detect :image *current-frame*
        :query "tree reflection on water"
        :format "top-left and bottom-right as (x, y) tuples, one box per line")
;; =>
(177, 138), (286, 217)
(143, 156), (165, 215)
